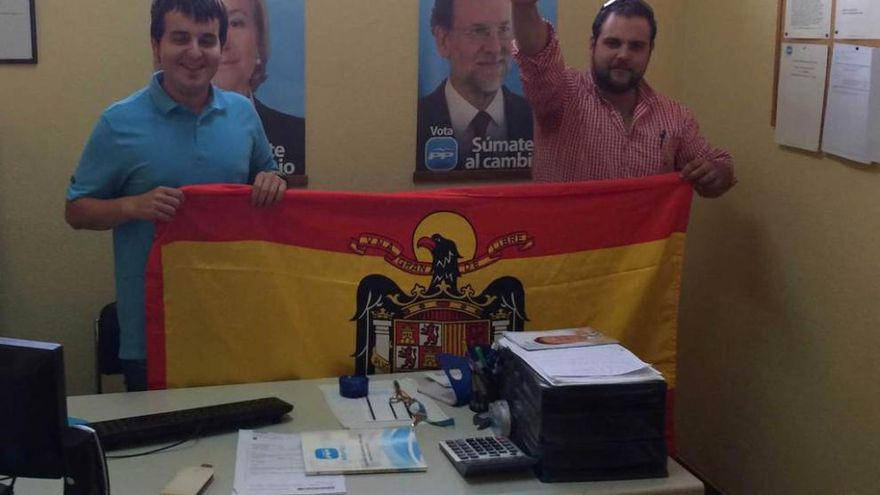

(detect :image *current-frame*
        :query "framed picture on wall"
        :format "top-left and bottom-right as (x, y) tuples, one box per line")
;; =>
(0, 0), (37, 64)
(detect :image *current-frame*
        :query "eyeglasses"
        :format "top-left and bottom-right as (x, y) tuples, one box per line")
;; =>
(389, 380), (426, 426)
(389, 380), (454, 427)
(456, 24), (514, 42)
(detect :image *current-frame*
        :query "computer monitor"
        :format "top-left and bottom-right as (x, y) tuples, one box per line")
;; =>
(0, 337), (109, 495)
(0, 337), (68, 480)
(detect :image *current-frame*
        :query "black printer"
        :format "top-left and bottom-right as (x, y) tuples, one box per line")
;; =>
(497, 345), (668, 483)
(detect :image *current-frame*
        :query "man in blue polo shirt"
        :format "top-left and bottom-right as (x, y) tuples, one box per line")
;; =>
(65, 0), (286, 391)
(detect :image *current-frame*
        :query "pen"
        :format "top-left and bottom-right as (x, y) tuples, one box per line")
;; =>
(366, 396), (376, 420)
(473, 345), (487, 369)
(659, 130), (666, 150)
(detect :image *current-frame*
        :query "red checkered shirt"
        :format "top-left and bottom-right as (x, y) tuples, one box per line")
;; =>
(515, 23), (733, 183)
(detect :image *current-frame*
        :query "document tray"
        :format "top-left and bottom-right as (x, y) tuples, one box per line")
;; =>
(498, 347), (667, 482)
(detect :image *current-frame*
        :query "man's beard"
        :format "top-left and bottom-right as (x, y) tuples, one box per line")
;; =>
(592, 65), (642, 94)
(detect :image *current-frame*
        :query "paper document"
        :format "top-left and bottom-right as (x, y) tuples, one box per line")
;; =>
(502, 327), (617, 351)
(784, 0), (832, 39)
(498, 337), (663, 386)
(775, 43), (828, 151)
(301, 428), (427, 475)
(418, 372), (457, 406)
(232, 430), (345, 495)
(319, 378), (450, 429)
(821, 44), (880, 164)
(424, 370), (454, 388)
(536, 345), (649, 377)
(834, 0), (880, 39)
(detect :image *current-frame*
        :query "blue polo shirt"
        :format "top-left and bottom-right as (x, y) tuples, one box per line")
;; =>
(67, 72), (276, 360)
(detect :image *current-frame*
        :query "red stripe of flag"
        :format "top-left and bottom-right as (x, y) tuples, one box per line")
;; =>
(151, 174), (692, 259)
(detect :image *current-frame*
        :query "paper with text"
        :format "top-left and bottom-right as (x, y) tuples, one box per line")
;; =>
(785, 0), (832, 39)
(232, 430), (345, 495)
(536, 344), (649, 377)
(776, 43), (828, 151)
(498, 337), (663, 386)
(822, 44), (880, 164)
(834, 0), (880, 39)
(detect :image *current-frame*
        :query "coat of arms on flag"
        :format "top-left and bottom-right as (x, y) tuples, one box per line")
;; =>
(350, 212), (532, 375)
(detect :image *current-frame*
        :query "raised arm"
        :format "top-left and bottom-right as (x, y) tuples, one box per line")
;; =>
(511, 0), (548, 56)
(512, 2), (569, 129)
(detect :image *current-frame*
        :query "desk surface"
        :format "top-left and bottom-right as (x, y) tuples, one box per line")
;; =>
(17, 375), (703, 495)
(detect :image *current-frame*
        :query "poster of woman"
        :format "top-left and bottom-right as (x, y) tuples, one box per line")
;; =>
(214, 0), (306, 181)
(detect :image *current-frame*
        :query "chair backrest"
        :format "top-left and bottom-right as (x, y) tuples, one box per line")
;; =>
(96, 302), (122, 375)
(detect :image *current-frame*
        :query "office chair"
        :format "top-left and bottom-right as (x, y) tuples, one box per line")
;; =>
(94, 302), (122, 393)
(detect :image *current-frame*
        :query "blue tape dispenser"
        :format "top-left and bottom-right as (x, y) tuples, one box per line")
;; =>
(339, 374), (369, 398)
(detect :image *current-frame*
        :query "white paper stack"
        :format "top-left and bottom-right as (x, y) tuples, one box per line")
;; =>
(497, 335), (664, 386)
(501, 328), (617, 351)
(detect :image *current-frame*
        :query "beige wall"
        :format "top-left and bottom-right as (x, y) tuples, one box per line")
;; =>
(0, 0), (152, 395)
(2, 0), (874, 493)
(674, 1), (880, 494)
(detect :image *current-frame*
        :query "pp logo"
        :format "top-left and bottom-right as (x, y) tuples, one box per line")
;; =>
(315, 448), (340, 459)
(425, 137), (458, 171)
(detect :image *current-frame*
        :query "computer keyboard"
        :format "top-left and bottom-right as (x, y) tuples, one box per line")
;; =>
(89, 397), (293, 451)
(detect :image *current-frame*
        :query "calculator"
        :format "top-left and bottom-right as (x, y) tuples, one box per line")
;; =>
(439, 436), (538, 477)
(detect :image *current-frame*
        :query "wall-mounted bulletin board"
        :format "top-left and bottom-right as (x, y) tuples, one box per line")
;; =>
(773, 0), (880, 164)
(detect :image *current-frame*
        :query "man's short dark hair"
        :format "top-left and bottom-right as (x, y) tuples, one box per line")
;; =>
(592, 0), (657, 43)
(430, 0), (454, 30)
(150, 0), (228, 46)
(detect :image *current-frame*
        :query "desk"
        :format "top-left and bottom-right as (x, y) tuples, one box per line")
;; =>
(17, 375), (703, 495)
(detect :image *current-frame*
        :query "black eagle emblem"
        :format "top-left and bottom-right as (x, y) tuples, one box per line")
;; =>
(351, 233), (528, 375)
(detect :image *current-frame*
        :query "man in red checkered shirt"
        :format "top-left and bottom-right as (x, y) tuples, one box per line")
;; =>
(512, 0), (736, 197)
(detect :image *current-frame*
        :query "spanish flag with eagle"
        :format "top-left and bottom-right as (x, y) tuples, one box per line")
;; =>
(145, 173), (692, 393)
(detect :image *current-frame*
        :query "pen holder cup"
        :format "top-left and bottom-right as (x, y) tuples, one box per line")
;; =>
(469, 360), (498, 413)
